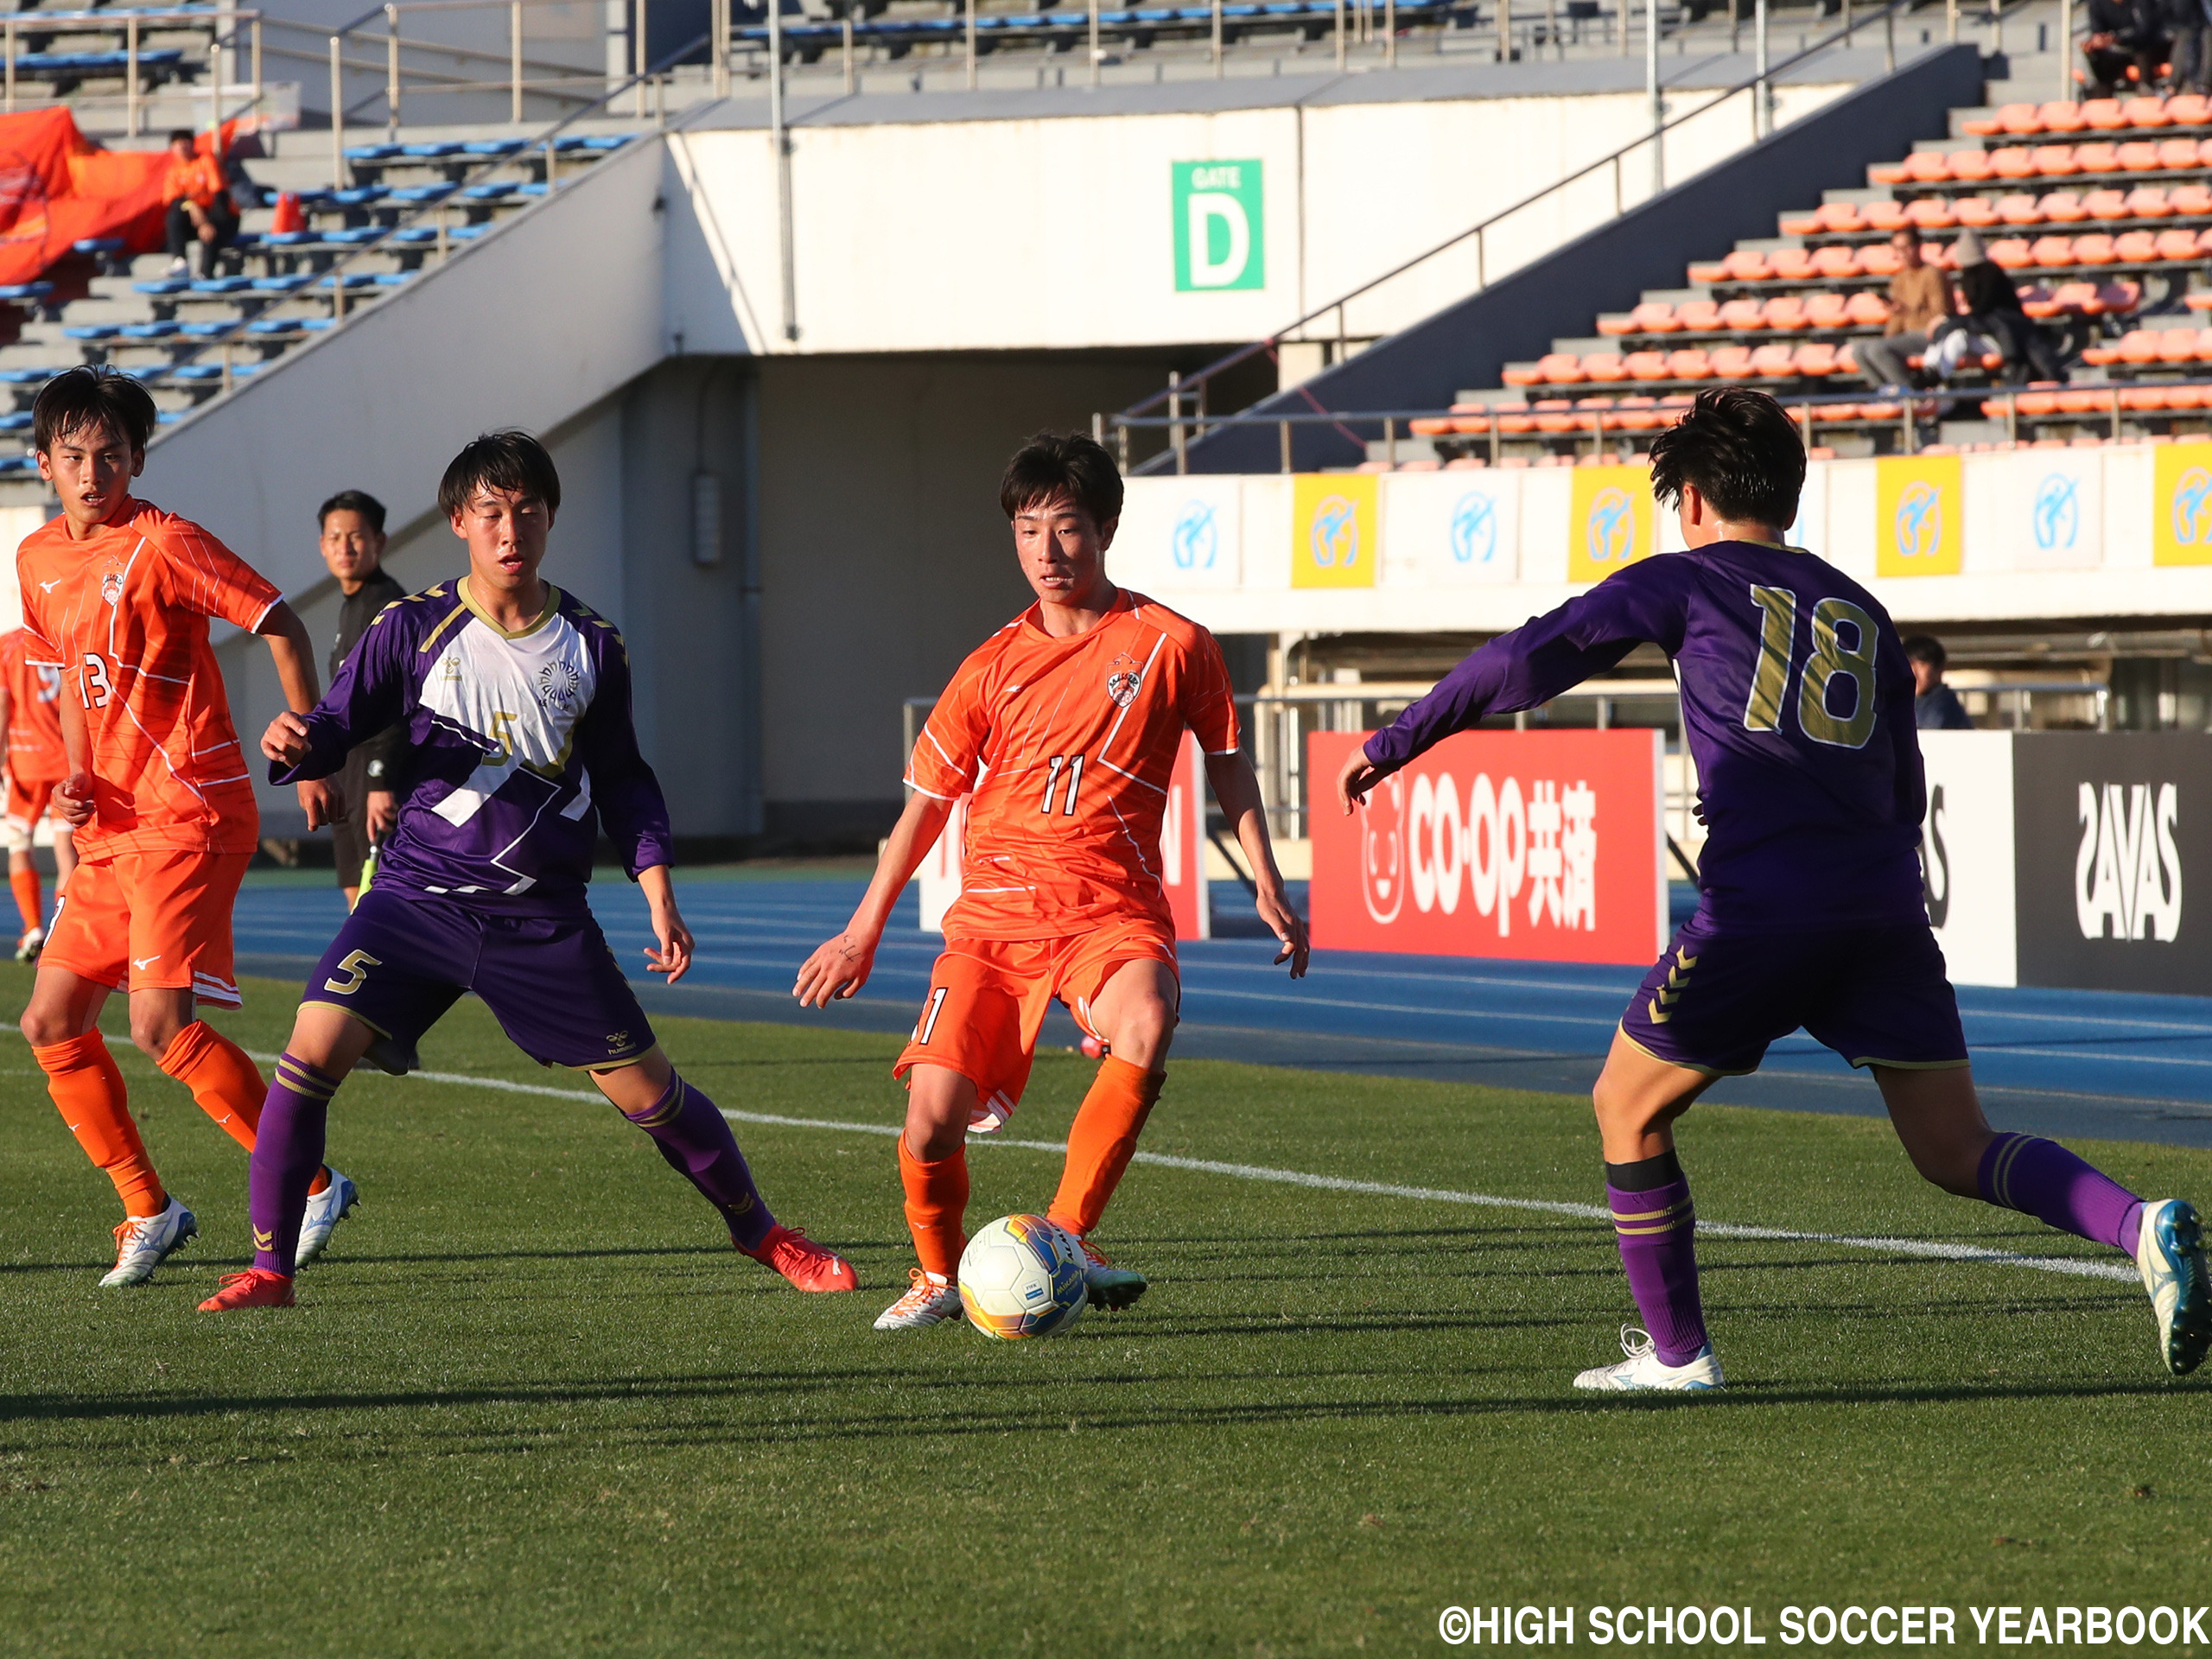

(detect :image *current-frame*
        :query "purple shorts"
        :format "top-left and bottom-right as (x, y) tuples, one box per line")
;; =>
(302, 887), (657, 1070)
(1618, 912), (1968, 1076)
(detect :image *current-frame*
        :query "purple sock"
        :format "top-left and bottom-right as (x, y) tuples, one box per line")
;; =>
(1606, 1152), (1708, 1365)
(622, 1074), (776, 1251)
(1978, 1133), (2144, 1255)
(248, 1054), (340, 1274)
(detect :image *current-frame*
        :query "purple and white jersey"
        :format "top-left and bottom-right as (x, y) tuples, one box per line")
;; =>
(1365, 542), (1926, 932)
(270, 579), (673, 910)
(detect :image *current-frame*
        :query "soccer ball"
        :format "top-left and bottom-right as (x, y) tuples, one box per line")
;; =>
(957, 1214), (1091, 1339)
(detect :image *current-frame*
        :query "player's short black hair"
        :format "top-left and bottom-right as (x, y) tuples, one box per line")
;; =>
(438, 429), (560, 521)
(166, 127), (195, 147)
(33, 366), (156, 456)
(1646, 387), (1805, 530)
(318, 488), (387, 534)
(1901, 633), (1948, 669)
(999, 431), (1122, 526)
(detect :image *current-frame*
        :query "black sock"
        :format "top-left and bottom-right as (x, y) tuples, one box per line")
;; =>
(1604, 1147), (1684, 1192)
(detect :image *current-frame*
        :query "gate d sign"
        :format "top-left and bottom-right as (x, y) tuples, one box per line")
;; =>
(1173, 162), (1264, 291)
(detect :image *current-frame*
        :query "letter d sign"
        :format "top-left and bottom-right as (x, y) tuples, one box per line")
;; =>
(1173, 160), (1265, 291)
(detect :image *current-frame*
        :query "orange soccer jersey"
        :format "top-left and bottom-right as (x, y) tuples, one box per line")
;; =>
(906, 588), (1239, 940)
(0, 626), (67, 785)
(16, 495), (279, 861)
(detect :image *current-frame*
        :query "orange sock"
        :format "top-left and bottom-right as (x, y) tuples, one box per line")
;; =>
(898, 1137), (969, 1281)
(1047, 1056), (1166, 1238)
(157, 1020), (265, 1154)
(35, 1032), (164, 1217)
(10, 865), (39, 933)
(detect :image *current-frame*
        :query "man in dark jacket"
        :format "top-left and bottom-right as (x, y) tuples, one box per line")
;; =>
(317, 489), (405, 906)
(1951, 228), (2065, 385)
(1905, 635), (1974, 730)
(2083, 0), (2167, 96)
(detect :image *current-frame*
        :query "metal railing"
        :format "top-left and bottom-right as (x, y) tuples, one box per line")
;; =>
(1105, 0), (2035, 465)
(0, 4), (263, 137)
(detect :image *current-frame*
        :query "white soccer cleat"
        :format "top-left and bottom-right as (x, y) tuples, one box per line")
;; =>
(99, 1197), (198, 1287)
(873, 1268), (963, 1330)
(2134, 1199), (2212, 1376)
(1573, 1325), (1726, 1393)
(13, 925), (42, 963)
(1070, 1231), (1149, 1311)
(294, 1168), (359, 1270)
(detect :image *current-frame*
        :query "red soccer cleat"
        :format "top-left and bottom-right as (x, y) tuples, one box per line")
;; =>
(742, 1225), (858, 1294)
(196, 1268), (296, 1311)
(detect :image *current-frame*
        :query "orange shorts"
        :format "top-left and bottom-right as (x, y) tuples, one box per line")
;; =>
(41, 849), (250, 1007)
(894, 915), (1179, 1126)
(2, 774), (58, 853)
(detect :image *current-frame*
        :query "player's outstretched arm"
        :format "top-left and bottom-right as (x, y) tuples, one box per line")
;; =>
(637, 865), (693, 985)
(1205, 751), (1309, 979)
(793, 789), (956, 1007)
(256, 601), (343, 832)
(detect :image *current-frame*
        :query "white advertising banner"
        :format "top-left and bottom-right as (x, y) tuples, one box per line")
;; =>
(1974, 448), (2104, 572)
(1917, 729), (2018, 988)
(1116, 476), (1243, 592)
(1380, 469), (1522, 587)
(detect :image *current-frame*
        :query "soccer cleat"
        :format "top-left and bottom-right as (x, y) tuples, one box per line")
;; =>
(197, 1268), (296, 1311)
(741, 1224), (858, 1294)
(358, 1031), (419, 1077)
(293, 1168), (359, 1269)
(13, 925), (41, 963)
(1071, 1233), (1148, 1311)
(873, 1268), (963, 1330)
(99, 1198), (199, 1287)
(1573, 1325), (1726, 1393)
(2134, 1198), (2212, 1376)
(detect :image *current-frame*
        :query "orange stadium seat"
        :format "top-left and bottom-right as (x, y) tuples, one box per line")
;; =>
(1408, 416), (1454, 435)
(1688, 262), (1730, 284)
(2126, 95), (2171, 125)
(1628, 300), (1680, 332)
(2040, 189), (2090, 220)
(1809, 244), (1861, 277)
(2126, 184), (2173, 214)
(2016, 390), (2063, 415)
(2084, 99), (2129, 129)
(1904, 150), (1954, 181)
(2118, 142), (2164, 171)
(2189, 289), (2212, 309)
(2051, 280), (2101, 315)
(1860, 397), (1902, 418)
(1779, 214), (1824, 237)
(1906, 198), (1957, 228)
(1955, 196), (2001, 226)
(1668, 348), (1715, 378)
(1988, 237), (2035, 267)
(2082, 188), (2131, 217)
(2031, 234), (2079, 264)
(1750, 342), (1798, 377)
(2171, 93), (2212, 124)
(1597, 315), (1637, 336)
(1502, 363), (1543, 385)
(1675, 299), (1723, 330)
(2101, 278), (2144, 311)
(1721, 250), (1772, 280)
(2075, 232), (2119, 262)
(2160, 137), (2203, 168)
(1845, 290), (1891, 325)
(1710, 344), (1755, 378)
(1583, 353), (1629, 381)
(2169, 182), (2212, 212)
(1992, 146), (2038, 178)
(1575, 395), (1618, 424)
(1862, 200), (1910, 231)
(1868, 162), (1910, 184)
(1802, 293), (1847, 327)
(1950, 149), (1996, 183)
(1612, 395), (1662, 429)
(1533, 398), (1577, 432)
(2080, 340), (2124, 364)
(1986, 102), (2041, 134)
(1769, 248), (1815, 280)
(1450, 406), (1493, 432)
(1796, 341), (1842, 375)
(2177, 327), (2212, 359)
(1538, 353), (1586, 383)
(2040, 99), (2090, 132)
(1719, 296), (1767, 329)
(1764, 295), (1812, 328)
(2171, 385), (2208, 409)
(1923, 239), (1955, 268)
(2117, 328), (2162, 361)
(2031, 144), (2081, 175)
(2196, 137), (2212, 164)
(1816, 201), (1866, 232)
(1997, 193), (2044, 225)
(2056, 387), (2108, 413)
(2076, 143), (2124, 172)
(1860, 243), (1905, 275)
(1812, 400), (1859, 422)
(2018, 283), (2061, 316)
(1496, 408), (1538, 433)
(1624, 351), (1671, 380)
(2156, 227), (2201, 258)
(2116, 230), (2161, 259)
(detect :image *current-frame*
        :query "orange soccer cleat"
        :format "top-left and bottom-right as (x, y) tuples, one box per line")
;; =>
(743, 1225), (858, 1294)
(197, 1268), (296, 1311)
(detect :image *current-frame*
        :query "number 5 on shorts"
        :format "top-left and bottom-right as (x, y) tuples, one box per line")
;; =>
(324, 950), (380, 995)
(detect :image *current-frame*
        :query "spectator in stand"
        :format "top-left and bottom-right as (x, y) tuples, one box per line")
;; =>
(162, 128), (237, 278)
(1944, 228), (2066, 385)
(1857, 229), (1955, 394)
(317, 490), (405, 907)
(1904, 636), (1974, 731)
(2167, 0), (2212, 92)
(2082, 0), (2167, 97)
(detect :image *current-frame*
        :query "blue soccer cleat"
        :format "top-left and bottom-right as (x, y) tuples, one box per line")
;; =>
(99, 1196), (197, 1287)
(1573, 1325), (1726, 1393)
(2135, 1199), (2212, 1376)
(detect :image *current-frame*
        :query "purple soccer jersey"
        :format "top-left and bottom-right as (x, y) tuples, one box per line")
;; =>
(1365, 542), (1928, 932)
(270, 579), (672, 910)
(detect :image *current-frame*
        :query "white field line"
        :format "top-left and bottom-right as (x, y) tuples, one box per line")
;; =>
(290, 1057), (2137, 1287)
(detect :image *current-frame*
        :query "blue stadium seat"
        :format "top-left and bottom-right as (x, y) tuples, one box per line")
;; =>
(388, 184), (454, 205)
(71, 238), (123, 259)
(517, 181), (548, 198)
(133, 279), (189, 296)
(251, 274), (310, 293)
(400, 142), (464, 159)
(460, 182), (516, 201)
(325, 226), (387, 245)
(332, 187), (386, 208)
(389, 226), (442, 245)
(0, 282), (53, 303)
(168, 364), (222, 382)
(0, 456), (37, 475)
(343, 144), (403, 163)
(189, 276), (252, 295)
(120, 365), (170, 385)
(372, 272), (415, 288)
(178, 321), (238, 340)
(119, 321), (181, 340)
(0, 413), (29, 434)
(0, 368), (54, 386)
(462, 138), (527, 158)
(63, 324), (121, 340)
(259, 231), (312, 248)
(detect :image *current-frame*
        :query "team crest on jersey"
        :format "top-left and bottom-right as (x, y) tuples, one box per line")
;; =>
(536, 658), (582, 715)
(99, 572), (122, 607)
(1106, 653), (1142, 709)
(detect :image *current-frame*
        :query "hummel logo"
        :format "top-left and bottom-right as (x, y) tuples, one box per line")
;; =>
(132, 955), (160, 969)
(252, 1227), (274, 1249)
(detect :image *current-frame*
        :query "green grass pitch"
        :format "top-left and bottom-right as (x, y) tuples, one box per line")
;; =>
(0, 963), (2206, 1656)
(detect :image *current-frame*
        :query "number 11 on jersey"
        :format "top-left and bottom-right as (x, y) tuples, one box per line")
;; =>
(1039, 753), (1084, 816)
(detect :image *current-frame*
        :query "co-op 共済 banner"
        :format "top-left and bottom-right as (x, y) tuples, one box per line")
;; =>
(1308, 729), (1669, 965)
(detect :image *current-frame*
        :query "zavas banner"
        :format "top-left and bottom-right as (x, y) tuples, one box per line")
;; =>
(918, 730), (1209, 941)
(1308, 728), (1668, 965)
(0, 108), (245, 288)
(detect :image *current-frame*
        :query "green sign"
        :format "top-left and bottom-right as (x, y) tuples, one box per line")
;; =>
(1172, 160), (1265, 292)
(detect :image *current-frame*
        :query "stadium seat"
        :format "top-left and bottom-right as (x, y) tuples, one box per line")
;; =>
(463, 138), (530, 158)
(1710, 345), (1754, 378)
(2040, 100), (2090, 132)
(1495, 407), (1537, 432)
(1844, 291), (1891, 325)
(2075, 232), (2119, 263)
(2172, 182), (2212, 213)
(2038, 189), (2088, 221)
(1749, 343), (1797, 377)
(1860, 244), (1905, 276)
(1675, 299), (1723, 330)
(1624, 352), (1671, 380)
(2118, 141), (2164, 171)
(1997, 193), (2044, 226)
(1868, 162), (1909, 185)
(1862, 200), (1909, 232)
(1582, 353), (1628, 382)
(2126, 185), (2173, 215)
(2116, 230), (2160, 260)
(1536, 353), (1586, 384)
(1812, 400), (1859, 422)
(1992, 147), (2039, 179)
(1686, 262), (1729, 284)
(1611, 396), (1663, 430)
(2169, 327), (2211, 360)
(2101, 278), (2143, 311)
(2031, 144), (2081, 175)
(1816, 201), (1866, 232)
(1809, 245), (1860, 278)
(1720, 250), (1771, 281)
(1719, 297), (1766, 330)
(2056, 387), (2109, 413)
(2083, 99), (2130, 129)
(2082, 188), (2130, 218)
(1666, 348), (1713, 378)
(2018, 283), (2062, 316)
(1769, 248), (1815, 281)
(1979, 103), (2039, 135)
(1955, 197), (2000, 227)
(2125, 95), (2171, 125)
(1595, 315), (1637, 337)
(1950, 149), (1997, 184)
(1904, 150), (1954, 182)
(1501, 362), (1542, 386)
(2029, 234), (2077, 265)
(1532, 398), (1577, 432)
(1627, 300), (1679, 332)
(2154, 228), (2201, 259)
(119, 322), (179, 340)
(2188, 289), (2212, 309)
(2171, 93), (2212, 124)
(1779, 213), (1823, 237)
(1796, 341), (1841, 376)
(1766, 295), (1814, 328)
(2158, 137), (2204, 170)
(1905, 198), (1956, 229)
(2172, 385), (2208, 409)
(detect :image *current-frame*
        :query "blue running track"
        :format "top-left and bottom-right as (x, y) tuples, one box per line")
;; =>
(231, 873), (2212, 1149)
